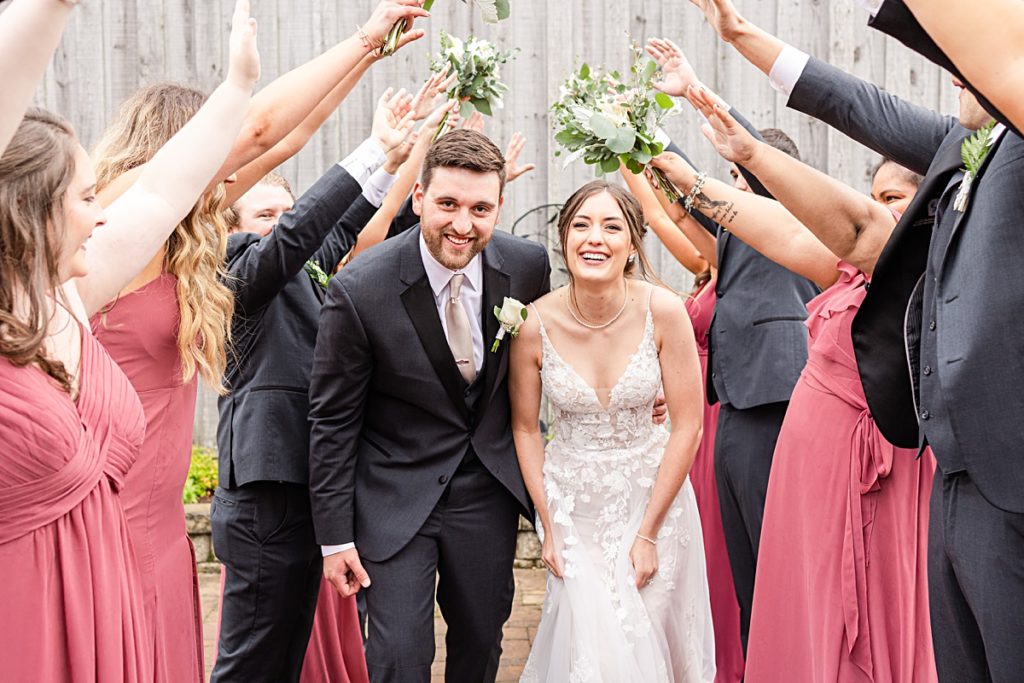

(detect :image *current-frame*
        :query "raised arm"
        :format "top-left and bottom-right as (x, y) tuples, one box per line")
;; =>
(899, 0), (1024, 134)
(619, 167), (708, 275)
(74, 0), (260, 317)
(0, 0), (75, 156)
(689, 0), (955, 175)
(229, 88), (415, 311)
(97, 0), (430, 208)
(509, 313), (563, 577)
(692, 86), (895, 276)
(650, 148), (839, 290)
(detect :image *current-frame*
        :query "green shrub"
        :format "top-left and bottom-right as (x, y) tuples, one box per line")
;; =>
(183, 446), (219, 504)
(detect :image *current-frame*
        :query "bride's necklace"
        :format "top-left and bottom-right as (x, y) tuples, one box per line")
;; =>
(567, 281), (629, 330)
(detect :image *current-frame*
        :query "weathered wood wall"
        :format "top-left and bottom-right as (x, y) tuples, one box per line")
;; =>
(21, 0), (958, 445)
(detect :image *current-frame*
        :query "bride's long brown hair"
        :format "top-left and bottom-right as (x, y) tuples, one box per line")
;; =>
(0, 109), (79, 392)
(93, 83), (234, 394)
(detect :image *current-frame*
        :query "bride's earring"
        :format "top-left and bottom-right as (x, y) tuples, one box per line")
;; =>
(628, 253), (636, 264)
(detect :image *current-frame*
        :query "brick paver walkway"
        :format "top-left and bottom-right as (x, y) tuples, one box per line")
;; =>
(199, 567), (546, 682)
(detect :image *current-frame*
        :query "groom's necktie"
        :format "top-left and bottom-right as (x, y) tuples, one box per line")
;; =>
(445, 273), (477, 384)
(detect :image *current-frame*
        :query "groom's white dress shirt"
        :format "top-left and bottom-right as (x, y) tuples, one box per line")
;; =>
(321, 237), (484, 558)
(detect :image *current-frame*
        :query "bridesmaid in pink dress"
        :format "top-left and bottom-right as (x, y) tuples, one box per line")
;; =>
(685, 276), (745, 683)
(745, 263), (936, 682)
(653, 86), (936, 681)
(92, 273), (205, 682)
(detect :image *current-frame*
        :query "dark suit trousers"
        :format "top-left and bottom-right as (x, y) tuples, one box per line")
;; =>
(929, 470), (1024, 682)
(714, 400), (789, 654)
(210, 482), (323, 683)
(361, 457), (520, 683)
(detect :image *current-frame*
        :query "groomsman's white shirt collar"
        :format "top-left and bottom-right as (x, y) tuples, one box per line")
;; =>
(419, 233), (485, 375)
(320, 235), (485, 559)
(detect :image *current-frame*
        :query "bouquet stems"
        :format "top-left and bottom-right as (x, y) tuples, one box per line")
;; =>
(381, 0), (436, 56)
(648, 166), (682, 204)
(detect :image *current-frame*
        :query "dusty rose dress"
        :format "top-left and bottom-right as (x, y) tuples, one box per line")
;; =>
(685, 279), (745, 683)
(92, 273), (204, 683)
(745, 263), (937, 682)
(301, 582), (370, 683)
(0, 324), (151, 682)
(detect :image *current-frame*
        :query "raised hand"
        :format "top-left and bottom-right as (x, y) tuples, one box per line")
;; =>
(649, 151), (699, 192)
(324, 549), (371, 598)
(424, 98), (461, 132)
(362, 0), (430, 49)
(504, 132), (536, 183)
(687, 85), (759, 166)
(645, 38), (698, 98)
(461, 110), (485, 132)
(689, 0), (745, 43)
(227, 0), (261, 90)
(410, 65), (457, 121)
(372, 87), (416, 155)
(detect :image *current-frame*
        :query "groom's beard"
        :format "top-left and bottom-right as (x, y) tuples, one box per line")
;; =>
(423, 225), (490, 271)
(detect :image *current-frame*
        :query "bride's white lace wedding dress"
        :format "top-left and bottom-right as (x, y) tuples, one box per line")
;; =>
(521, 304), (716, 683)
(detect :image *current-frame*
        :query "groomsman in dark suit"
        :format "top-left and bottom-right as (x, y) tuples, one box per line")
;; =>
(693, 0), (1024, 676)
(211, 98), (413, 682)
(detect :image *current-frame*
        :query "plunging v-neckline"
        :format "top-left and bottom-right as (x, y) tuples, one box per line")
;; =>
(538, 310), (653, 412)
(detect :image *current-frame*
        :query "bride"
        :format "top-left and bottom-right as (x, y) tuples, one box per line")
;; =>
(510, 180), (716, 682)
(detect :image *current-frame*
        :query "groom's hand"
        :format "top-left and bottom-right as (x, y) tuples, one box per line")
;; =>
(651, 393), (668, 425)
(324, 548), (371, 597)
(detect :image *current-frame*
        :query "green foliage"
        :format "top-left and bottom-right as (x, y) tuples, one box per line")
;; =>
(304, 259), (332, 290)
(430, 32), (517, 117)
(182, 446), (218, 504)
(550, 42), (679, 178)
(961, 120), (996, 176)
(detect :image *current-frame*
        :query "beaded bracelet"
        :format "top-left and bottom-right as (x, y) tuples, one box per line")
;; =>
(682, 171), (707, 213)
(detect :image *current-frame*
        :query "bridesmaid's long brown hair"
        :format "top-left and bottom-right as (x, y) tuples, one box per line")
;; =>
(0, 109), (79, 392)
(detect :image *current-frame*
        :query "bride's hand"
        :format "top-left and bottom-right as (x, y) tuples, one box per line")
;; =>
(630, 537), (658, 589)
(541, 530), (564, 579)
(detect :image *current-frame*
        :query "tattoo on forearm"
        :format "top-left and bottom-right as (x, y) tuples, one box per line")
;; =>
(695, 192), (738, 224)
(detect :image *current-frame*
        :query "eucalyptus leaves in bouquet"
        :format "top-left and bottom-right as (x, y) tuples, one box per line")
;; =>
(428, 32), (516, 138)
(381, 0), (512, 56)
(552, 48), (681, 201)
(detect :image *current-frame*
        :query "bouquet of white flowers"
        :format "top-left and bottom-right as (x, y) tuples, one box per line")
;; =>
(381, 0), (512, 56)
(428, 32), (516, 138)
(552, 47), (680, 201)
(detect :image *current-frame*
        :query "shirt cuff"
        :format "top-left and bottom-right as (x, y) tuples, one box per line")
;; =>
(322, 543), (355, 557)
(362, 166), (399, 208)
(857, 0), (884, 17)
(768, 45), (811, 97)
(339, 138), (387, 187)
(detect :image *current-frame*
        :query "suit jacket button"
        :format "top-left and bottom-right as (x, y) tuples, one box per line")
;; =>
(929, 320), (936, 331)
(716, 289), (724, 298)
(920, 410), (931, 420)
(923, 366), (933, 376)
(439, 474), (449, 485)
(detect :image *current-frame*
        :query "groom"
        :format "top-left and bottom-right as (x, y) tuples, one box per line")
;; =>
(308, 129), (551, 682)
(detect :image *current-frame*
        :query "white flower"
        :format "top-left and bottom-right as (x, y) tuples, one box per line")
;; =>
(490, 297), (528, 352)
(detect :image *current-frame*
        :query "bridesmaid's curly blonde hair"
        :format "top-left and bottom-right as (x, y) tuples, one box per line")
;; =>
(94, 83), (234, 394)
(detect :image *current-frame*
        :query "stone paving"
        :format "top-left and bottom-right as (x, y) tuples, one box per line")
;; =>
(199, 567), (547, 683)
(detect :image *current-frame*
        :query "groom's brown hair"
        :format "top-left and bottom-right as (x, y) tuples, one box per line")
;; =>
(420, 129), (507, 195)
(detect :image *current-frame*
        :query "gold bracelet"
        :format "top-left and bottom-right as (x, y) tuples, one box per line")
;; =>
(636, 533), (657, 546)
(354, 24), (383, 53)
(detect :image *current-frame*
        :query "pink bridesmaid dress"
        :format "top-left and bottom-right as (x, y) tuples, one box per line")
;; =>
(0, 325), (152, 682)
(92, 273), (204, 683)
(301, 581), (370, 683)
(685, 278), (745, 683)
(745, 263), (937, 682)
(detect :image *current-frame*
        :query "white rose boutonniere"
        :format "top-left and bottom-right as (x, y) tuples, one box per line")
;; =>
(491, 297), (528, 352)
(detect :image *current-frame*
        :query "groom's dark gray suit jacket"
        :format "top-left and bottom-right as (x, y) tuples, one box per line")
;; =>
(787, 52), (1024, 513)
(308, 227), (551, 562)
(217, 165), (377, 489)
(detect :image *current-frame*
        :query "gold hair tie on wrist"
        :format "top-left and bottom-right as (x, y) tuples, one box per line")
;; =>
(355, 24), (383, 53)
(636, 533), (657, 546)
